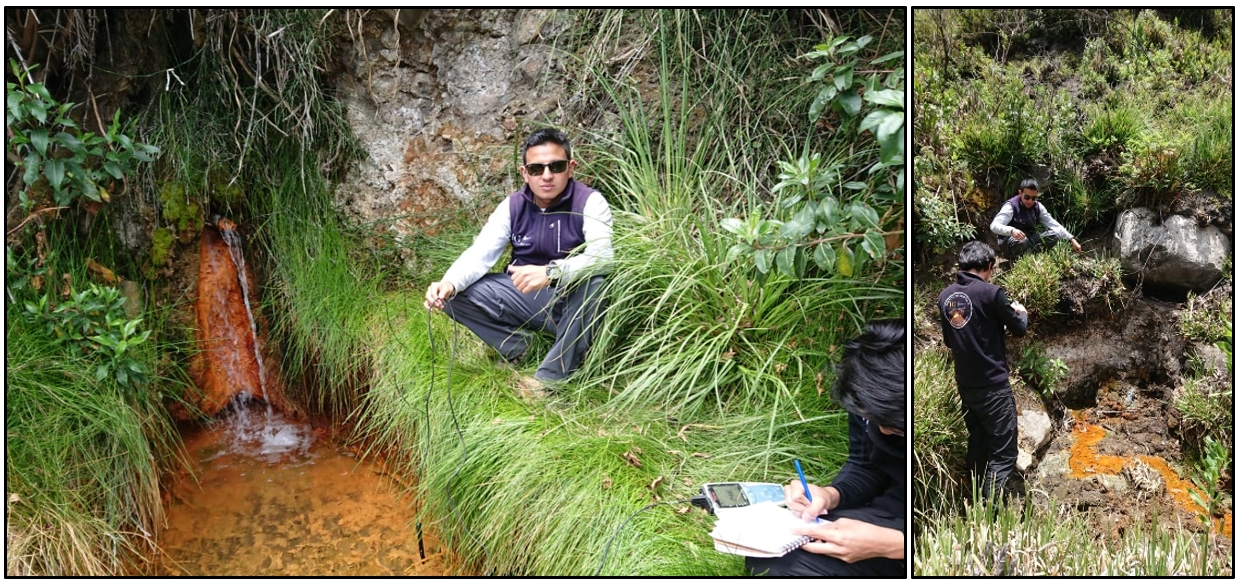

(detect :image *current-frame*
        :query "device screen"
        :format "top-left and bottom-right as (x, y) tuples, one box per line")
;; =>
(709, 483), (750, 508)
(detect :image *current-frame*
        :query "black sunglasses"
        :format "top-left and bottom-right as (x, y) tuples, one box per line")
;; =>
(523, 160), (570, 175)
(1021, 193), (1038, 202)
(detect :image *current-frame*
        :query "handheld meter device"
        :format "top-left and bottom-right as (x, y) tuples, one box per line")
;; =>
(700, 482), (785, 515)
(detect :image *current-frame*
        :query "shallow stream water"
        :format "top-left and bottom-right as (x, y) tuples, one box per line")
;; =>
(156, 401), (448, 576)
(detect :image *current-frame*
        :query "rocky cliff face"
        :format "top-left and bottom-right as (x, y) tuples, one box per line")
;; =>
(328, 9), (578, 271)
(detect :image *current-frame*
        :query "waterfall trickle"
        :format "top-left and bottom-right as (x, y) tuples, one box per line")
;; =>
(218, 221), (269, 408)
(191, 216), (286, 417)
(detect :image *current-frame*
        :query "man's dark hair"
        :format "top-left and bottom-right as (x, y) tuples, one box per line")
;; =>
(831, 319), (905, 432)
(1019, 178), (1039, 192)
(958, 240), (996, 272)
(522, 128), (572, 163)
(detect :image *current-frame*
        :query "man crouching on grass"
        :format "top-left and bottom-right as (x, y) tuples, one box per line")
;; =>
(747, 319), (906, 577)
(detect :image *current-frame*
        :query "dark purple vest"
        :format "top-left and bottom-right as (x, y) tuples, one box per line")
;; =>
(1005, 195), (1039, 233)
(507, 178), (595, 268)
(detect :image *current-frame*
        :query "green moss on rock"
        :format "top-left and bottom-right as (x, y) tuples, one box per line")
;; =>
(150, 228), (175, 268)
(159, 183), (202, 240)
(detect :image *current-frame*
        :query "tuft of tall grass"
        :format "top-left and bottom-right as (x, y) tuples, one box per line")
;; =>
(1081, 102), (1145, 156)
(997, 243), (1123, 318)
(1180, 96), (1232, 197)
(6, 305), (181, 576)
(911, 345), (967, 522)
(915, 489), (1233, 575)
(577, 205), (900, 420)
(359, 291), (857, 575)
(252, 145), (386, 417)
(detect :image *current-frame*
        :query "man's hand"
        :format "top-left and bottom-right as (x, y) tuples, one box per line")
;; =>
(1009, 300), (1027, 317)
(424, 281), (455, 311)
(1010, 228), (1026, 241)
(508, 265), (550, 294)
(1070, 238), (1082, 253)
(784, 482), (839, 523)
(794, 517), (904, 563)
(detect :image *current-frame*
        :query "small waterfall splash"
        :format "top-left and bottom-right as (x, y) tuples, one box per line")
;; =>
(217, 221), (269, 408)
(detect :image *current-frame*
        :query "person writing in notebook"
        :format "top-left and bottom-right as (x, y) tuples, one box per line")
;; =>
(746, 319), (905, 577)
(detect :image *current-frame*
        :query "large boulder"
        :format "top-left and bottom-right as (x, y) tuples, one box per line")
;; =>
(1016, 407), (1053, 472)
(1114, 207), (1229, 294)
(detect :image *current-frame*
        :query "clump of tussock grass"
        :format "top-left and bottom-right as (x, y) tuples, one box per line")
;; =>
(997, 243), (1123, 318)
(6, 308), (181, 576)
(255, 149), (386, 417)
(915, 489), (1233, 575)
(912, 345), (967, 522)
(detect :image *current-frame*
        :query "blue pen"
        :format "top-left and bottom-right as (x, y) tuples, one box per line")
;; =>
(793, 459), (820, 523)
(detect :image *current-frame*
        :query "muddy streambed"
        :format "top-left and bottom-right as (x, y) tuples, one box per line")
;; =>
(155, 402), (449, 576)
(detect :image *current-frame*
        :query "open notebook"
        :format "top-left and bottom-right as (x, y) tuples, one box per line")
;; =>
(709, 501), (825, 558)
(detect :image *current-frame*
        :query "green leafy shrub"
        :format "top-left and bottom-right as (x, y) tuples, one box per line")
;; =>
(1016, 342), (1068, 396)
(723, 34), (904, 279)
(6, 60), (159, 210)
(914, 184), (977, 256)
(22, 283), (152, 390)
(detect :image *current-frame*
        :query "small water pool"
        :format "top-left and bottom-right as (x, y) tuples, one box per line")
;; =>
(156, 402), (449, 576)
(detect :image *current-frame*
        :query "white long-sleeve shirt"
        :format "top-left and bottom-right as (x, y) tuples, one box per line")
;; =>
(441, 191), (614, 294)
(990, 200), (1074, 241)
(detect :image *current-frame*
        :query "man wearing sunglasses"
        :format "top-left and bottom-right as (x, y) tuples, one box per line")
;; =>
(424, 128), (613, 397)
(989, 178), (1081, 259)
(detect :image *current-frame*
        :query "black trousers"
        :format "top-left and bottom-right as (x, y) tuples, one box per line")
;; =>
(744, 506), (905, 577)
(958, 381), (1018, 501)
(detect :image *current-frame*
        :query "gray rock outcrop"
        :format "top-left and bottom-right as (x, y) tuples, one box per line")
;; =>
(1016, 407), (1053, 472)
(1114, 207), (1229, 293)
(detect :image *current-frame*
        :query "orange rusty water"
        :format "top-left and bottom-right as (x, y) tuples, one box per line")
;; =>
(1067, 416), (1232, 539)
(157, 403), (451, 576)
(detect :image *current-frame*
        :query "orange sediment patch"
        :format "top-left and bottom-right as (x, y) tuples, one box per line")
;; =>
(1068, 418), (1231, 539)
(1215, 513), (1233, 540)
(1135, 455), (1206, 519)
(1068, 420), (1127, 477)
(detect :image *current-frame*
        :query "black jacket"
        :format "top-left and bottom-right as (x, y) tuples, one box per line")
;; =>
(938, 271), (1028, 389)
(828, 413), (904, 530)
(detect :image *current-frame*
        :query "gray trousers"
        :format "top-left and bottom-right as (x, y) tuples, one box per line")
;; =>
(442, 273), (606, 382)
(1001, 231), (1060, 259)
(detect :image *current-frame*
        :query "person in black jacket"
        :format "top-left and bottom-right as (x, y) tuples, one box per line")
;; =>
(746, 319), (906, 577)
(937, 241), (1028, 502)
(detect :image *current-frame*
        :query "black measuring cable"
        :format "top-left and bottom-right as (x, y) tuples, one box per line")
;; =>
(428, 302), (494, 570)
(379, 301), (492, 569)
(594, 497), (695, 576)
(381, 302), (434, 560)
